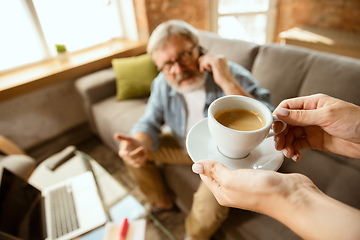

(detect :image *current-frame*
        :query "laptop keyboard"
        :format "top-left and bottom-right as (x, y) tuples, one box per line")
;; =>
(49, 185), (79, 239)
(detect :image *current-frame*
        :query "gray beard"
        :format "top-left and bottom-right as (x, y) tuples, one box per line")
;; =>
(168, 71), (205, 94)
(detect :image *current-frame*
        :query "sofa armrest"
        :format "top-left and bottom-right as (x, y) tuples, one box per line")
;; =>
(0, 135), (26, 155)
(0, 135), (36, 180)
(75, 67), (117, 105)
(74, 67), (117, 134)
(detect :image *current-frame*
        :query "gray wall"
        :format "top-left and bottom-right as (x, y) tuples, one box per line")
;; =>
(0, 79), (87, 151)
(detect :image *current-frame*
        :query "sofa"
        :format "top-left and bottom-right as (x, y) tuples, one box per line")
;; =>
(75, 30), (360, 240)
(0, 135), (37, 181)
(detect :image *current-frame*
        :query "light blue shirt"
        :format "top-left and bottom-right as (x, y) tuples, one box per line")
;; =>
(131, 61), (273, 150)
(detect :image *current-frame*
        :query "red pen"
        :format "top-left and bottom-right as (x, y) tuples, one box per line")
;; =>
(119, 218), (129, 240)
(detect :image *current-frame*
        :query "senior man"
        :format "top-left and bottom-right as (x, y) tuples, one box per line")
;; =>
(114, 20), (273, 240)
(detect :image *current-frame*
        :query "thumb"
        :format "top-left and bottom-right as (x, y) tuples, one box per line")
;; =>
(275, 107), (322, 127)
(192, 160), (230, 184)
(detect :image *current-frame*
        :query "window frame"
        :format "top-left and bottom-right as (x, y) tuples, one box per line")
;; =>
(0, 0), (138, 74)
(209, 0), (278, 43)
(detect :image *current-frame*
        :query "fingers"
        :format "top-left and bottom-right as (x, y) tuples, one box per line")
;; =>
(274, 124), (290, 150)
(282, 126), (302, 161)
(192, 160), (230, 184)
(273, 121), (285, 134)
(115, 133), (148, 167)
(120, 146), (148, 167)
(203, 64), (212, 72)
(276, 108), (322, 127)
(115, 133), (132, 156)
(276, 94), (324, 111)
(275, 126), (312, 162)
(273, 95), (331, 162)
(199, 61), (212, 72)
(192, 161), (227, 199)
(284, 127), (305, 153)
(198, 55), (212, 72)
(274, 94), (330, 127)
(114, 133), (133, 142)
(115, 133), (140, 155)
(129, 146), (147, 159)
(198, 54), (227, 72)
(192, 163), (204, 174)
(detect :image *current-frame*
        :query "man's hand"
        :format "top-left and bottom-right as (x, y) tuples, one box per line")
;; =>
(198, 53), (252, 97)
(198, 54), (233, 86)
(114, 133), (148, 168)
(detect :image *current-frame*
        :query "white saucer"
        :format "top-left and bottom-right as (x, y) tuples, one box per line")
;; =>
(186, 118), (284, 171)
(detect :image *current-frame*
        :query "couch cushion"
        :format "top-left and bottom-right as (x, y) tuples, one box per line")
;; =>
(112, 54), (158, 101)
(325, 164), (360, 209)
(215, 209), (301, 240)
(252, 44), (315, 106)
(298, 53), (360, 106)
(74, 67), (117, 134)
(279, 150), (360, 210)
(92, 97), (148, 152)
(198, 30), (259, 72)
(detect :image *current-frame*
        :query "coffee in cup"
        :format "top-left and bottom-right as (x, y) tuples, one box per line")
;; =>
(208, 95), (286, 159)
(214, 108), (265, 131)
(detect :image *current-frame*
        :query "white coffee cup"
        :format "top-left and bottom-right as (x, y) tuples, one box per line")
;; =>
(208, 95), (287, 159)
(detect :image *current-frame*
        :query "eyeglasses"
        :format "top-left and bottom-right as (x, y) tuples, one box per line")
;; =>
(157, 44), (198, 73)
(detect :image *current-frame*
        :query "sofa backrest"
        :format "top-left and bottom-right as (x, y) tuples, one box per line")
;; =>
(198, 30), (260, 72)
(252, 44), (315, 106)
(198, 29), (360, 107)
(298, 51), (360, 106)
(253, 44), (360, 106)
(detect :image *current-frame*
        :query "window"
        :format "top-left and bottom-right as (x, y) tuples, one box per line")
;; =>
(0, 1), (47, 72)
(210, 0), (278, 44)
(0, 0), (137, 73)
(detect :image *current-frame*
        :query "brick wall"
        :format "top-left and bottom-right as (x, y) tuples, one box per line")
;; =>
(133, 0), (210, 41)
(275, 0), (360, 41)
(133, 0), (150, 41)
(133, 0), (359, 43)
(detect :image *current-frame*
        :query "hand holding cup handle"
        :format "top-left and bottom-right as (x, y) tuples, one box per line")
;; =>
(267, 116), (287, 138)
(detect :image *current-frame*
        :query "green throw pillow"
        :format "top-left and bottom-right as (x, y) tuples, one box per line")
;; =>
(112, 54), (159, 101)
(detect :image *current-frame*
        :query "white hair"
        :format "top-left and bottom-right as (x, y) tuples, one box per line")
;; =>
(147, 20), (199, 57)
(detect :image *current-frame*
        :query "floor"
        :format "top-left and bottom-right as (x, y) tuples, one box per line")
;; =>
(76, 135), (186, 240)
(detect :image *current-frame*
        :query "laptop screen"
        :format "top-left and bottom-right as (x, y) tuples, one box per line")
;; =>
(0, 169), (46, 240)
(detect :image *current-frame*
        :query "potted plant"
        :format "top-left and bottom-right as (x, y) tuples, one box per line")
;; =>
(55, 44), (68, 62)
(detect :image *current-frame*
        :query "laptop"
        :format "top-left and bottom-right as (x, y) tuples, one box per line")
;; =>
(0, 168), (107, 240)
